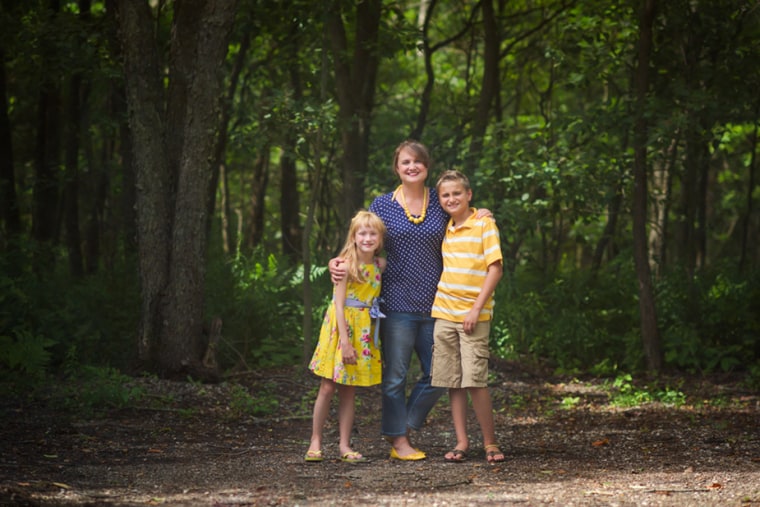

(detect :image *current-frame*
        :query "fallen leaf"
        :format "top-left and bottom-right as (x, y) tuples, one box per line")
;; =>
(52, 482), (71, 489)
(709, 482), (723, 489)
(592, 438), (610, 447)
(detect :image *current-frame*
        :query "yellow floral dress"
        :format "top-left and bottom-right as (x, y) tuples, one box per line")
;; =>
(309, 260), (383, 386)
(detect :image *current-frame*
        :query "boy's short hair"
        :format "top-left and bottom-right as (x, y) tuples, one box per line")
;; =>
(436, 169), (471, 191)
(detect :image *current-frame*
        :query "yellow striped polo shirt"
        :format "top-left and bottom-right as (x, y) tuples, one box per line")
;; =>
(431, 209), (503, 322)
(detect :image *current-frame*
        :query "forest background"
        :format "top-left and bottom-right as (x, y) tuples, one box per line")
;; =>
(1, 0), (759, 407)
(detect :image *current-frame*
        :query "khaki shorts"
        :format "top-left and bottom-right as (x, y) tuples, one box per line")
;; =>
(431, 319), (490, 388)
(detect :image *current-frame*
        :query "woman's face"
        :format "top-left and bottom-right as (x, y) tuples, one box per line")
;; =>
(395, 148), (428, 185)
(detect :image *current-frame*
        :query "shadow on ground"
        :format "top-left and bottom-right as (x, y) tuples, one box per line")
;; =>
(1, 361), (759, 506)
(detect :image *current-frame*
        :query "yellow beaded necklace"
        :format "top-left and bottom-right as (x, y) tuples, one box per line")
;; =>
(394, 185), (428, 225)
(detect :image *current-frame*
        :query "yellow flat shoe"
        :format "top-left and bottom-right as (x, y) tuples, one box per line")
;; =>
(390, 447), (426, 461)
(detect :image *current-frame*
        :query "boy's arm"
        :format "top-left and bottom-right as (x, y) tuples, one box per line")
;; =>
(462, 260), (503, 334)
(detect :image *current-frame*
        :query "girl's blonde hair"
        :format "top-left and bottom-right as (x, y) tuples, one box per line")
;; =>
(339, 210), (386, 284)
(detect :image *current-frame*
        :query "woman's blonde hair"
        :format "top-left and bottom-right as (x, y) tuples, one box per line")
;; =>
(339, 210), (386, 284)
(391, 140), (431, 178)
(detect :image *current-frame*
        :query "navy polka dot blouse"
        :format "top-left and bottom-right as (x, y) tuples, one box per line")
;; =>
(369, 188), (448, 314)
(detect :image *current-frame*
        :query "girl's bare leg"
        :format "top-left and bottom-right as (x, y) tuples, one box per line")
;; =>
(308, 378), (337, 453)
(337, 384), (356, 456)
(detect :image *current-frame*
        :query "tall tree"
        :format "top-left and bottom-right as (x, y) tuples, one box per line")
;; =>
(465, 0), (499, 174)
(632, 0), (662, 372)
(32, 0), (63, 251)
(62, 0), (91, 277)
(0, 49), (20, 240)
(326, 0), (381, 221)
(116, 0), (237, 378)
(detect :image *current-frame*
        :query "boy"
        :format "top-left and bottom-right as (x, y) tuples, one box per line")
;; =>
(430, 169), (505, 463)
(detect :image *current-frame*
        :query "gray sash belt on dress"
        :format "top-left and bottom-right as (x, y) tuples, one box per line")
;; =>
(343, 297), (385, 349)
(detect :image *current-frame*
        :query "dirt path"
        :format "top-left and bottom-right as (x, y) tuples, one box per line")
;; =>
(2, 362), (759, 506)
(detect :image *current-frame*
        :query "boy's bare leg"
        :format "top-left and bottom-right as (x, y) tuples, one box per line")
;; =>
(469, 387), (504, 461)
(445, 388), (469, 460)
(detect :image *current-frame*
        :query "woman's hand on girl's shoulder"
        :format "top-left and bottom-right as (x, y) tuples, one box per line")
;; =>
(475, 208), (493, 219)
(377, 257), (387, 272)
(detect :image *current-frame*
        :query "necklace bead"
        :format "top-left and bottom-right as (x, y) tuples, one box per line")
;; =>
(394, 185), (427, 225)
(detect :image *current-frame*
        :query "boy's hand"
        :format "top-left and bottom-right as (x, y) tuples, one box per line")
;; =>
(463, 310), (479, 334)
(329, 258), (346, 285)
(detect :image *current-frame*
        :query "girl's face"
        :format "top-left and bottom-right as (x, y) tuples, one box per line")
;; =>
(355, 225), (381, 255)
(395, 148), (428, 184)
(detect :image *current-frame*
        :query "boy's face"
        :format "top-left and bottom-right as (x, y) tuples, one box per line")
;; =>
(437, 180), (472, 218)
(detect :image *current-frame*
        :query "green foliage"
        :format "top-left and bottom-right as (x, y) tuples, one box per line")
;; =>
(492, 255), (760, 374)
(745, 363), (760, 391)
(205, 248), (331, 370)
(0, 329), (55, 380)
(560, 396), (581, 409)
(656, 266), (760, 373)
(0, 245), (139, 381)
(53, 366), (146, 416)
(494, 257), (639, 372)
(605, 373), (686, 408)
(1, 0), (758, 383)
(228, 383), (279, 418)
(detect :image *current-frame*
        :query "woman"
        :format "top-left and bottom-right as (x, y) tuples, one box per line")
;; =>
(331, 140), (487, 460)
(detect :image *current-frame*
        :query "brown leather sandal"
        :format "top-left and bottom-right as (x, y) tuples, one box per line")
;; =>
(484, 444), (505, 463)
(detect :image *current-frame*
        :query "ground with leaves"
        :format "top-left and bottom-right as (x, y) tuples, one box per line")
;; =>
(1, 360), (759, 506)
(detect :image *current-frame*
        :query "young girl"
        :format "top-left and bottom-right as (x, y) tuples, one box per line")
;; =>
(305, 210), (387, 463)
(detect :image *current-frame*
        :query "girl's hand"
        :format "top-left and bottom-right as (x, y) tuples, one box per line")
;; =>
(329, 258), (346, 285)
(339, 339), (357, 365)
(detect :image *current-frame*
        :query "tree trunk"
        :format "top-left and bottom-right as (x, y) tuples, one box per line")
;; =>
(117, 0), (236, 378)
(647, 136), (677, 279)
(591, 182), (623, 272)
(326, 0), (380, 221)
(280, 137), (302, 261)
(210, 24), (252, 255)
(632, 0), (662, 373)
(117, 0), (173, 364)
(32, 1), (62, 252)
(412, 0), (436, 141)
(0, 50), (21, 239)
(244, 151), (269, 252)
(466, 0), (500, 174)
(738, 106), (758, 273)
(694, 132), (709, 269)
(62, 72), (84, 277)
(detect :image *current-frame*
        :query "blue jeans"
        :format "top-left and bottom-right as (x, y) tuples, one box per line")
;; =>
(381, 312), (446, 436)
